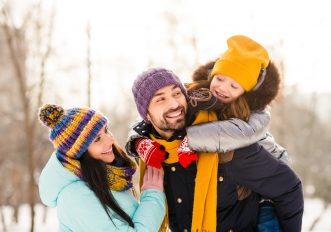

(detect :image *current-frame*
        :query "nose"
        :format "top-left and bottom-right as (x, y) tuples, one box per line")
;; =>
(217, 82), (228, 92)
(167, 96), (180, 109)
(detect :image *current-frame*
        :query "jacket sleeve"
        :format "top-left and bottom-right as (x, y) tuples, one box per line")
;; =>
(131, 189), (166, 231)
(258, 132), (289, 164)
(125, 119), (150, 158)
(58, 183), (166, 232)
(231, 144), (303, 232)
(186, 110), (271, 152)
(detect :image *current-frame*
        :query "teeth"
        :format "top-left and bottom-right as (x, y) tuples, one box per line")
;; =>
(216, 92), (227, 98)
(167, 111), (181, 118)
(102, 148), (113, 154)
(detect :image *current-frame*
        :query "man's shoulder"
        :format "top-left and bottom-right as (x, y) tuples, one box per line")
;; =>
(132, 120), (151, 136)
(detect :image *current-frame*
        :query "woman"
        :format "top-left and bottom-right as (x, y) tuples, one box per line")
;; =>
(38, 104), (165, 231)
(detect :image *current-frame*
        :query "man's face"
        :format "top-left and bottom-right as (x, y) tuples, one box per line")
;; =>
(146, 84), (188, 139)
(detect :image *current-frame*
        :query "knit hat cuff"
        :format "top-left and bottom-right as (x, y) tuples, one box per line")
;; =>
(74, 116), (107, 158)
(211, 59), (259, 91)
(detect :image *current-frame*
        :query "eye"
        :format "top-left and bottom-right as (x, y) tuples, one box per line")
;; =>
(94, 136), (101, 142)
(174, 91), (182, 97)
(156, 97), (165, 103)
(231, 84), (239, 89)
(217, 76), (224, 81)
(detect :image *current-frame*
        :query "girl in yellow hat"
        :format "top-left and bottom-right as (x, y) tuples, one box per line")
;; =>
(186, 35), (290, 231)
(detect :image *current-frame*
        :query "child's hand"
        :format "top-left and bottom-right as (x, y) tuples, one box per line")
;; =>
(177, 136), (198, 168)
(134, 138), (168, 169)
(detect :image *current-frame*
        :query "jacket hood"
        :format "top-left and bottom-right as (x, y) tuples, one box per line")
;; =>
(39, 153), (80, 207)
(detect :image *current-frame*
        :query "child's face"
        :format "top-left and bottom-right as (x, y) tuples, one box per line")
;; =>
(87, 124), (116, 163)
(210, 74), (245, 103)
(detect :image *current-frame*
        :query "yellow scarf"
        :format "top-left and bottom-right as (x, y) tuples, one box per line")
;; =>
(139, 110), (218, 232)
(138, 137), (181, 232)
(190, 110), (218, 232)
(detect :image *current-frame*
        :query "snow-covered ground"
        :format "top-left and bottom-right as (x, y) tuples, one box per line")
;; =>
(1, 198), (331, 232)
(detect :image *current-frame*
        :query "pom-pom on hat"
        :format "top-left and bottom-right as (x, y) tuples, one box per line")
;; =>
(210, 35), (270, 91)
(38, 104), (107, 159)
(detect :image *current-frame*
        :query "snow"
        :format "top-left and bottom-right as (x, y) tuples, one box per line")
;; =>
(2, 204), (57, 232)
(1, 198), (331, 231)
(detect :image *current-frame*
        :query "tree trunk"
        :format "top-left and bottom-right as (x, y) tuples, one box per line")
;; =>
(2, 13), (36, 232)
(86, 20), (92, 106)
(42, 205), (48, 224)
(0, 206), (7, 232)
(12, 204), (19, 223)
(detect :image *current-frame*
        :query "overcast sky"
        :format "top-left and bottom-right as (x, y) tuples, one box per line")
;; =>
(9, 0), (331, 107)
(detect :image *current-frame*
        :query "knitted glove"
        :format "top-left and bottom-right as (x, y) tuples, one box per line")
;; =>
(177, 136), (198, 168)
(134, 138), (168, 169)
(141, 167), (164, 192)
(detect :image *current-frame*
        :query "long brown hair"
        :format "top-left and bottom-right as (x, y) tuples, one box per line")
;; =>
(79, 144), (134, 228)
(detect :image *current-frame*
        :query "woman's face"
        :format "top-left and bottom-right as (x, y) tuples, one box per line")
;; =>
(210, 74), (245, 103)
(87, 124), (115, 163)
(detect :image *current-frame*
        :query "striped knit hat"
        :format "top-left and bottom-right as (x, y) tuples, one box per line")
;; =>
(38, 104), (107, 159)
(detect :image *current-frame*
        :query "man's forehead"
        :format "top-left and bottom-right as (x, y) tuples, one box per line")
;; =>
(153, 84), (179, 97)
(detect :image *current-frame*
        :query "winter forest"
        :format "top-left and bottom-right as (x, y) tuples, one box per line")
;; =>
(1, 0), (331, 231)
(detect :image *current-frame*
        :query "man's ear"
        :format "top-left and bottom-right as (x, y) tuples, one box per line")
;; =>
(146, 113), (151, 123)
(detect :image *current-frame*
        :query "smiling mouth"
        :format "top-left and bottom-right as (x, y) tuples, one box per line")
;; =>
(165, 109), (184, 119)
(101, 147), (113, 155)
(214, 91), (228, 99)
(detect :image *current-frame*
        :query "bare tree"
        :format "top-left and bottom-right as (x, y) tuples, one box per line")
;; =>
(0, 1), (55, 231)
(86, 20), (92, 106)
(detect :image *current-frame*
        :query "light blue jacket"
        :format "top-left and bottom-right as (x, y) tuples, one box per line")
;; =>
(39, 154), (166, 232)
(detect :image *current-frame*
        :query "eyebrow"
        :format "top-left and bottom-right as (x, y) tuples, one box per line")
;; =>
(93, 133), (101, 141)
(153, 85), (179, 97)
(94, 130), (103, 140)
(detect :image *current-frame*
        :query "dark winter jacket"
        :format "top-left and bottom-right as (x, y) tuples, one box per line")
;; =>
(126, 91), (303, 232)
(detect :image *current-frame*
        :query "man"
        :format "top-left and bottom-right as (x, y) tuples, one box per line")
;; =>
(126, 68), (303, 232)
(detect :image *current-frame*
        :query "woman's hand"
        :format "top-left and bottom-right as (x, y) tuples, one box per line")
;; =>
(141, 167), (164, 192)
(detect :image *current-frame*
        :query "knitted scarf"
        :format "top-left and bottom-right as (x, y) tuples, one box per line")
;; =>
(56, 150), (136, 192)
(139, 110), (218, 232)
(190, 110), (218, 231)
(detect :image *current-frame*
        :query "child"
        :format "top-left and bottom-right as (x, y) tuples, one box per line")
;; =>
(186, 35), (288, 231)
(38, 104), (165, 231)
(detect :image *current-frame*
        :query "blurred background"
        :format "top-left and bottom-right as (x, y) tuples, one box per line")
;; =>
(1, 0), (331, 231)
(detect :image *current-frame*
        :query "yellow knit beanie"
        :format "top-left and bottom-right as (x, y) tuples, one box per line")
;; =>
(210, 35), (270, 91)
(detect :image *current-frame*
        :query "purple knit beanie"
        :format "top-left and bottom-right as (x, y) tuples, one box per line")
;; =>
(132, 68), (188, 122)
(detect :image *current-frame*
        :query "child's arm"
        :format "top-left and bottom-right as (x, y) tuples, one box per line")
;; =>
(258, 132), (289, 164)
(186, 110), (271, 153)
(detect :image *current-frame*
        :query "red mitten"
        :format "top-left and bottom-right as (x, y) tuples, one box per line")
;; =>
(177, 136), (198, 168)
(134, 138), (168, 169)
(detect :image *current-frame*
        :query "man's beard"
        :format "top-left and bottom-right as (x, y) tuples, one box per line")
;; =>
(149, 107), (186, 132)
